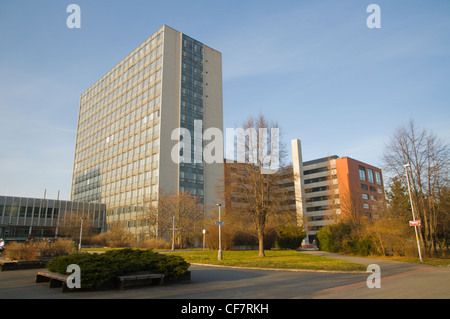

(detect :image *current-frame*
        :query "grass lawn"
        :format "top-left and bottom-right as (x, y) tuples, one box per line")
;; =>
(166, 249), (367, 272)
(80, 248), (449, 269)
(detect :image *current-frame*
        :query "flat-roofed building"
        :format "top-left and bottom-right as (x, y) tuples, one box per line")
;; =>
(71, 25), (223, 239)
(0, 195), (105, 241)
(292, 139), (385, 242)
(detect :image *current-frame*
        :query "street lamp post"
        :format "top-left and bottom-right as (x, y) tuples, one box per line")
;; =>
(404, 163), (423, 263)
(202, 229), (206, 251)
(78, 216), (84, 251)
(217, 204), (222, 260)
(171, 216), (176, 251)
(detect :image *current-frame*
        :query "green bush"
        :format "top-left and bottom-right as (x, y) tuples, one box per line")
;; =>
(346, 236), (376, 256)
(275, 225), (305, 249)
(46, 248), (190, 289)
(317, 222), (352, 253)
(317, 223), (377, 256)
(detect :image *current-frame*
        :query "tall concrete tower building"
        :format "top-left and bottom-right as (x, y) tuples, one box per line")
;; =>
(71, 25), (223, 238)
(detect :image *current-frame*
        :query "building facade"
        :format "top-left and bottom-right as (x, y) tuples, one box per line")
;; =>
(292, 139), (385, 242)
(71, 25), (223, 239)
(335, 156), (385, 219)
(0, 195), (105, 241)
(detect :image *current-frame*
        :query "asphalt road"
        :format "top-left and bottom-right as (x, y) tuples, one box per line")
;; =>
(0, 251), (448, 300)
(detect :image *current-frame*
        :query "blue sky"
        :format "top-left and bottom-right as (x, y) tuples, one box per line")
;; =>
(0, 0), (449, 200)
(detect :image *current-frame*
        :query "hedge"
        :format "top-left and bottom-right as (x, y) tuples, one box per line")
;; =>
(316, 222), (377, 256)
(275, 225), (305, 249)
(46, 248), (190, 289)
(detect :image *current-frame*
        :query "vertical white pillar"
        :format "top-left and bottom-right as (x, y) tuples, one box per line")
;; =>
(291, 139), (308, 243)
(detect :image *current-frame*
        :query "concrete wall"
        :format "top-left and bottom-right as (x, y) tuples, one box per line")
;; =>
(203, 45), (224, 215)
(159, 25), (182, 196)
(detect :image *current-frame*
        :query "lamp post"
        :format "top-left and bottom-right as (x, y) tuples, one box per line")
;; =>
(202, 229), (206, 251)
(217, 204), (222, 260)
(404, 163), (423, 263)
(171, 216), (176, 251)
(78, 216), (84, 251)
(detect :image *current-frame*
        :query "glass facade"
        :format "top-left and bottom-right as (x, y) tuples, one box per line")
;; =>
(0, 195), (105, 240)
(179, 35), (204, 202)
(72, 28), (165, 225)
(71, 25), (223, 240)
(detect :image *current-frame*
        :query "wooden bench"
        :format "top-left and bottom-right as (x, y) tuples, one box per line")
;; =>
(117, 273), (164, 290)
(36, 270), (166, 292)
(35, 271), (72, 292)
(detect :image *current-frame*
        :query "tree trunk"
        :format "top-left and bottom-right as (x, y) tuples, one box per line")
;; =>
(258, 228), (265, 257)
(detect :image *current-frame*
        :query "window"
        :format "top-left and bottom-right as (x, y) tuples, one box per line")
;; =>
(306, 195), (329, 203)
(306, 206), (328, 212)
(367, 168), (374, 183)
(361, 184), (368, 191)
(362, 193), (369, 200)
(363, 203), (370, 209)
(359, 166), (366, 181)
(26, 206), (33, 218)
(304, 167), (328, 175)
(375, 171), (382, 185)
(305, 186), (329, 193)
(305, 176), (329, 184)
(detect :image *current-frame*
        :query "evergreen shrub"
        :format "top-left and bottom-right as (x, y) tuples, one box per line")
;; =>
(275, 225), (305, 249)
(46, 248), (190, 289)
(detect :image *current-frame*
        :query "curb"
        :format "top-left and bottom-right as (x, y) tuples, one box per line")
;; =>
(190, 263), (367, 274)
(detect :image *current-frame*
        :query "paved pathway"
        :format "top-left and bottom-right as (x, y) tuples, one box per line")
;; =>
(0, 251), (448, 299)
(300, 250), (450, 299)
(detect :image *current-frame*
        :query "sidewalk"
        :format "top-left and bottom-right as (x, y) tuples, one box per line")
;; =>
(299, 250), (426, 274)
(300, 250), (450, 299)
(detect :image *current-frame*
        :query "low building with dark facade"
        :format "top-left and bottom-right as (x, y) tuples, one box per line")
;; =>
(0, 195), (106, 241)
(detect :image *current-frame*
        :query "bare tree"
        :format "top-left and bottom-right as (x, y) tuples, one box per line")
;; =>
(225, 114), (291, 257)
(147, 191), (203, 249)
(102, 225), (134, 247)
(57, 211), (95, 241)
(436, 186), (450, 254)
(140, 196), (160, 240)
(382, 119), (449, 256)
(338, 188), (366, 235)
(367, 177), (417, 257)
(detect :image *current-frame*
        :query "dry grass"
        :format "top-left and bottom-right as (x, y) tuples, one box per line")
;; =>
(4, 242), (37, 261)
(167, 249), (367, 272)
(3, 239), (76, 261)
(136, 238), (171, 250)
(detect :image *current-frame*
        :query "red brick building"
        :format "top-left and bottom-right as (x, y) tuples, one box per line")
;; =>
(292, 139), (386, 242)
(335, 157), (385, 219)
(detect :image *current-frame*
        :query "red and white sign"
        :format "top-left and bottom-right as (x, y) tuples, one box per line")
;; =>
(409, 220), (421, 226)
